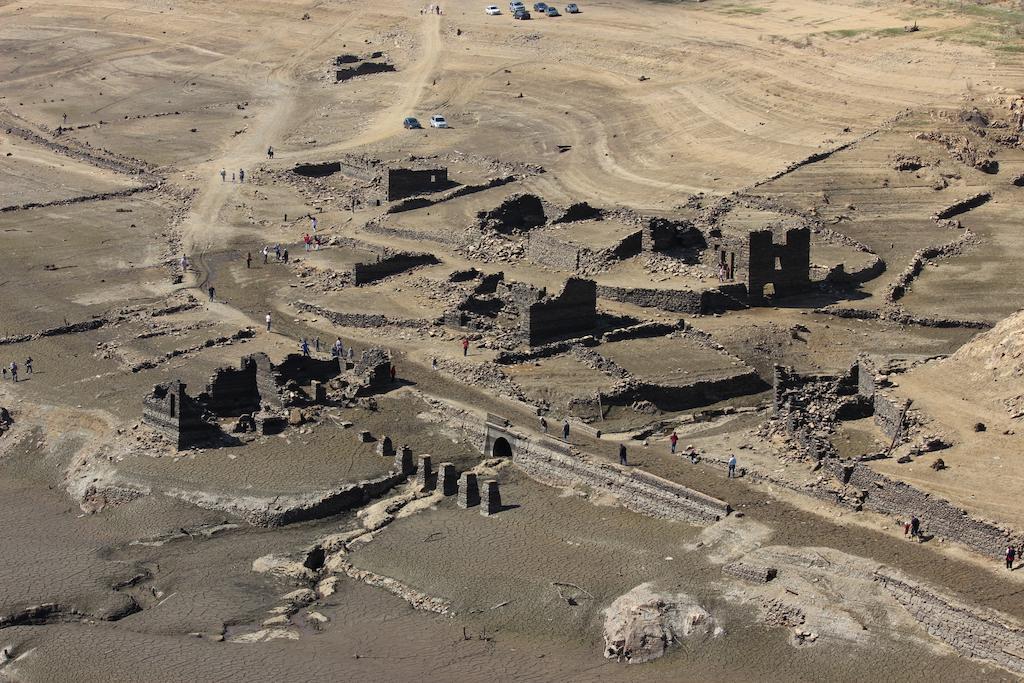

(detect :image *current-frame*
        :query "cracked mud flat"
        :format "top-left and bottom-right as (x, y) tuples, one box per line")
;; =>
(5, 0), (1024, 680)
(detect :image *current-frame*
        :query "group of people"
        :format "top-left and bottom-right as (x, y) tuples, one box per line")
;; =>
(260, 244), (289, 264)
(2, 358), (32, 382)
(219, 168), (246, 183)
(421, 4), (443, 14)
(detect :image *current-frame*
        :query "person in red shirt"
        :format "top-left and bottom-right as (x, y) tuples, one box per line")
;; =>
(669, 431), (679, 454)
(461, 338), (469, 356)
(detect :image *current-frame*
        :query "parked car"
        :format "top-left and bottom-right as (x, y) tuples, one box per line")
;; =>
(533, 2), (548, 12)
(429, 114), (448, 128)
(403, 117), (422, 129)
(485, 5), (501, 14)
(566, 3), (580, 12)
(509, 0), (525, 12)
(513, 8), (531, 18)
(546, 6), (559, 16)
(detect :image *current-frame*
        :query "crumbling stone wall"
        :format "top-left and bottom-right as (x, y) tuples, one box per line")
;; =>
(477, 193), (546, 233)
(352, 348), (393, 394)
(521, 277), (597, 347)
(484, 420), (730, 524)
(747, 228), (811, 303)
(352, 252), (439, 285)
(595, 284), (748, 314)
(201, 356), (261, 416)
(642, 218), (703, 253)
(292, 301), (425, 328)
(387, 168), (450, 201)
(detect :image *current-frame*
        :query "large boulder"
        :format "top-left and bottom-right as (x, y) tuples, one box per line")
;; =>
(603, 583), (721, 664)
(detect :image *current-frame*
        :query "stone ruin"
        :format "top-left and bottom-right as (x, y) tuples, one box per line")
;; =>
(747, 227), (811, 303)
(141, 348), (393, 450)
(351, 251), (438, 285)
(333, 52), (395, 82)
(387, 168), (451, 201)
(476, 193), (547, 233)
(641, 217), (704, 253)
(142, 381), (215, 450)
(444, 273), (597, 347)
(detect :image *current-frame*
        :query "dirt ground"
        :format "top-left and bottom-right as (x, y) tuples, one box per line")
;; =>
(4, 0), (1024, 679)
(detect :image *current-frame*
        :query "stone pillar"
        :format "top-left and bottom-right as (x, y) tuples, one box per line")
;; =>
(311, 380), (327, 403)
(376, 436), (394, 457)
(480, 480), (501, 516)
(394, 445), (414, 476)
(438, 462), (458, 496)
(416, 455), (433, 490)
(457, 472), (479, 508)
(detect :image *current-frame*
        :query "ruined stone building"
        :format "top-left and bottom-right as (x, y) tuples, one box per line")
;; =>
(142, 381), (211, 450)
(387, 168), (450, 201)
(497, 277), (597, 346)
(746, 227), (811, 303)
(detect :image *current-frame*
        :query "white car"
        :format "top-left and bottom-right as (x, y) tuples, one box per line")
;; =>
(429, 114), (448, 128)
(485, 5), (501, 14)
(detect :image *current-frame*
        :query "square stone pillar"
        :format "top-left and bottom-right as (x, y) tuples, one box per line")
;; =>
(438, 462), (458, 496)
(311, 380), (327, 403)
(457, 472), (479, 508)
(480, 480), (501, 516)
(416, 455), (433, 490)
(394, 445), (414, 476)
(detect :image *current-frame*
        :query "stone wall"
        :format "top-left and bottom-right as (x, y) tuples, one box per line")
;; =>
(386, 168), (450, 201)
(747, 227), (811, 303)
(595, 284), (747, 314)
(201, 357), (261, 416)
(141, 381), (211, 450)
(483, 420), (730, 524)
(351, 252), (438, 285)
(828, 459), (1024, 557)
(522, 277), (597, 346)
(875, 570), (1024, 676)
(292, 301), (425, 329)
(600, 372), (766, 413)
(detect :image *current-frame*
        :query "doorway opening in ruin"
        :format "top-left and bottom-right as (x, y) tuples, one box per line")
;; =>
(169, 395), (176, 417)
(492, 437), (513, 458)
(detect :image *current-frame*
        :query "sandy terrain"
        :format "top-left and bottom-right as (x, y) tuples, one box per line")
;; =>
(4, 0), (1024, 680)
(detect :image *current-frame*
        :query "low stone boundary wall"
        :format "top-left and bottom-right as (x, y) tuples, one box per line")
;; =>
(352, 252), (438, 285)
(875, 570), (1024, 676)
(385, 175), (517, 214)
(172, 471), (407, 527)
(292, 301), (425, 329)
(933, 192), (991, 220)
(484, 421), (729, 525)
(1, 183), (159, 212)
(828, 459), (1023, 557)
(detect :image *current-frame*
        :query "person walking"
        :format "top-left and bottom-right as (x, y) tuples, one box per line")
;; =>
(267, 146), (274, 159)
(461, 337), (469, 357)
(619, 444), (628, 466)
(300, 338), (310, 356)
(239, 168), (245, 183)
(727, 454), (737, 478)
(25, 357), (32, 375)
(246, 251), (252, 269)
(208, 286), (215, 302)
(1006, 545), (1017, 570)
(265, 313), (272, 331)
(262, 246), (269, 264)
(910, 515), (921, 539)
(562, 420), (570, 442)
(390, 365), (397, 382)
(282, 249), (289, 263)
(669, 431), (679, 454)
(315, 337), (321, 353)
(540, 416), (548, 433)
(9, 361), (17, 383)
(220, 168), (226, 182)
(180, 254), (188, 271)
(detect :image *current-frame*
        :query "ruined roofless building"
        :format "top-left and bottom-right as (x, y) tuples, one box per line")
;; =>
(497, 277), (597, 347)
(142, 381), (210, 450)
(746, 227), (810, 304)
